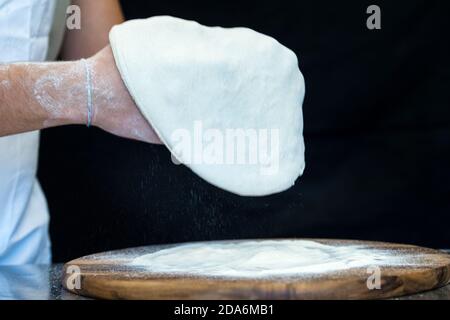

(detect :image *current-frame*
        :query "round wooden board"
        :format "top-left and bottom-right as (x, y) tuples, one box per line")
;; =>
(62, 239), (450, 300)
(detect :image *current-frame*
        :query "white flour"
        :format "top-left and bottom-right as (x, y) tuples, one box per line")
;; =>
(0, 79), (10, 88)
(32, 62), (85, 122)
(131, 240), (414, 278)
(0, 64), (11, 88)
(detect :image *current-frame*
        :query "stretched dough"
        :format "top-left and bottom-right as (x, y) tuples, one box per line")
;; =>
(131, 240), (403, 278)
(109, 16), (305, 196)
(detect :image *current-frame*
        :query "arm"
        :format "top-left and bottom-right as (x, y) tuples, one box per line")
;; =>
(0, 0), (160, 143)
(60, 0), (125, 60)
(0, 46), (160, 143)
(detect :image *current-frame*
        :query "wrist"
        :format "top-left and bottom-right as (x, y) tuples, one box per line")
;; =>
(33, 61), (89, 128)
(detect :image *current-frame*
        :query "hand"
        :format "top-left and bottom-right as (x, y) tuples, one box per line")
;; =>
(88, 46), (161, 144)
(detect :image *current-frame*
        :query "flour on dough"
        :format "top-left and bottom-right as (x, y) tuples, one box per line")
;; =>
(109, 16), (305, 196)
(130, 240), (410, 278)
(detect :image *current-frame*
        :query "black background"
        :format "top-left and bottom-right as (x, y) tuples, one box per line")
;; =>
(38, 0), (450, 262)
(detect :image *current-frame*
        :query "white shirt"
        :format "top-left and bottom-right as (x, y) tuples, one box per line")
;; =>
(0, 0), (57, 265)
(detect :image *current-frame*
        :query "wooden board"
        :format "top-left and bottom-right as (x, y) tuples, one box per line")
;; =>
(62, 239), (450, 300)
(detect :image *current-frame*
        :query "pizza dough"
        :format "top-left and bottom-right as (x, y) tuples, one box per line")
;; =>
(131, 240), (406, 278)
(109, 16), (305, 196)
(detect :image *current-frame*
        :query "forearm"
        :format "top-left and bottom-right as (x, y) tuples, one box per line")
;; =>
(61, 0), (124, 60)
(0, 61), (87, 137)
(0, 47), (160, 143)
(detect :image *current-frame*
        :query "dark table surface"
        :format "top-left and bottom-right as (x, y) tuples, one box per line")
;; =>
(1, 252), (450, 300)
